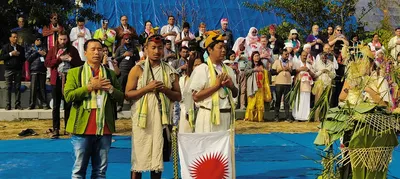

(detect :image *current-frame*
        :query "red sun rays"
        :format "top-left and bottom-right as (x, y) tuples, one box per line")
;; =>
(189, 152), (229, 179)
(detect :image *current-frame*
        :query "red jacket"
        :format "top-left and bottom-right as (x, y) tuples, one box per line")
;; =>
(45, 46), (83, 85)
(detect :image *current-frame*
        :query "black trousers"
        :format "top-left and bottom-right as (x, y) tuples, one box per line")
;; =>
(275, 84), (291, 119)
(29, 73), (49, 108)
(118, 71), (129, 107)
(5, 70), (22, 107)
(51, 77), (71, 131)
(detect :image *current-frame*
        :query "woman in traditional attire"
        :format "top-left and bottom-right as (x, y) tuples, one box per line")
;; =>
(245, 27), (260, 57)
(244, 51), (271, 122)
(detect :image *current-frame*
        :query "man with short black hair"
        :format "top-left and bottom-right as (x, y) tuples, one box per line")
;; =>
(125, 34), (181, 179)
(160, 15), (180, 52)
(70, 17), (92, 61)
(271, 49), (295, 122)
(64, 39), (124, 179)
(171, 46), (190, 75)
(114, 34), (140, 111)
(0, 32), (25, 110)
(26, 34), (49, 110)
(189, 32), (238, 132)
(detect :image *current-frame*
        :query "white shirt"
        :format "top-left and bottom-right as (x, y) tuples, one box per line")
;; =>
(189, 63), (238, 109)
(160, 24), (180, 51)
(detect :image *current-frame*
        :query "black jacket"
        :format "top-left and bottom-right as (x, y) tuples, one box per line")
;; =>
(267, 34), (284, 55)
(25, 44), (47, 73)
(114, 45), (139, 73)
(0, 43), (26, 71)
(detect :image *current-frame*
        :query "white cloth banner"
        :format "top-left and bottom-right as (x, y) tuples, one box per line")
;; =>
(178, 130), (233, 179)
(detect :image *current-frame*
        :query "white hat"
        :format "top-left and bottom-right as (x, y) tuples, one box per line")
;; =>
(303, 44), (311, 50)
(223, 60), (234, 64)
(284, 42), (293, 49)
(290, 29), (298, 34)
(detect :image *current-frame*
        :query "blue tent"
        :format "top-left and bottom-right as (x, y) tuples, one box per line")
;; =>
(85, 0), (281, 39)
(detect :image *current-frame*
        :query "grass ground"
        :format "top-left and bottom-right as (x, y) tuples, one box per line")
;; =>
(0, 119), (320, 140)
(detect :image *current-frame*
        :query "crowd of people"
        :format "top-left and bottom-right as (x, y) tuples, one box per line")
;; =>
(1, 11), (400, 178)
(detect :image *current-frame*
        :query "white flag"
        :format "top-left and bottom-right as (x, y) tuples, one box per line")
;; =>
(178, 130), (233, 179)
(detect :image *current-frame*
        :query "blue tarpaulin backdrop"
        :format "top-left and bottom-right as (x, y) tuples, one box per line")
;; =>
(85, 0), (281, 38)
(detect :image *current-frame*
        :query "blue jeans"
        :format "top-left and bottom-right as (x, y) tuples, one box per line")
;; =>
(173, 101), (180, 125)
(71, 135), (112, 179)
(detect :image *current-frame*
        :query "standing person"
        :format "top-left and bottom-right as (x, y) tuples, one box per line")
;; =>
(42, 13), (64, 79)
(267, 24), (284, 56)
(245, 27), (260, 57)
(114, 34), (140, 112)
(125, 35), (181, 179)
(259, 35), (274, 68)
(11, 15), (34, 48)
(244, 51), (271, 122)
(328, 25), (349, 58)
(160, 15), (180, 52)
(313, 44), (336, 121)
(26, 34), (49, 110)
(45, 31), (83, 138)
(171, 46), (190, 75)
(70, 17), (92, 61)
(218, 18), (234, 50)
(138, 20), (155, 46)
(93, 19), (116, 54)
(285, 29), (301, 57)
(64, 39), (124, 179)
(368, 33), (384, 56)
(271, 49), (295, 122)
(175, 22), (195, 48)
(0, 32), (25, 110)
(178, 53), (204, 133)
(388, 27), (400, 60)
(42, 13), (64, 51)
(115, 15), (139, 48)
(306, 25), (325, 58)
(164, 40), (176, 64)
(194, 22), (207, 49)
(102, 44), (120, 76)
(292, 51), (315, 121)
(188, 32), (238, 132)
(303, 44), (315, 65)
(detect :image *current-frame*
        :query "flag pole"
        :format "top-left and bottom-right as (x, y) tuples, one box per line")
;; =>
(230, 109), (236, 178)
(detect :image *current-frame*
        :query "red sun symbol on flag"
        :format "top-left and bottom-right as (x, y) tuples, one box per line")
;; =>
(189, 152), (229, 179)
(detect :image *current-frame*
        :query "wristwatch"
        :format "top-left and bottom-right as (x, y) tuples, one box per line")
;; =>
(108, 86), (114, 94)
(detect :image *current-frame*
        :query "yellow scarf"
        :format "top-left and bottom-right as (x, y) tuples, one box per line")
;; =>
(137, 58), (171, 128)
(206, 57), (236, 125)
(81, 63), (108, 135)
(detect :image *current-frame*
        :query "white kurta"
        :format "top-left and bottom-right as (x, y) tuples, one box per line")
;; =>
(178, 75), (192, 133)
(70, 27), (91, 61)
(189, 63), (238, 133)
(292, 61), (314, 121)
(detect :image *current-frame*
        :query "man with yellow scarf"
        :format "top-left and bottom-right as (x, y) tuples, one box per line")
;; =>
(188, 31), (238, 132)
(125, 35), (181, 179)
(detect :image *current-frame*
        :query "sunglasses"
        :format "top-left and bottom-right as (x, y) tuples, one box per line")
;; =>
(336, 29), (342, 32)
(124, 38), (131, 41)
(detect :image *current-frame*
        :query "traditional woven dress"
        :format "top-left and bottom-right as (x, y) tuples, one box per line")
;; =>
(130, 60), (176, 172)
